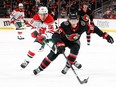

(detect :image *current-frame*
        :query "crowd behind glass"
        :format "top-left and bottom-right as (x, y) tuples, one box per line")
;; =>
(1, 0), (116, 19)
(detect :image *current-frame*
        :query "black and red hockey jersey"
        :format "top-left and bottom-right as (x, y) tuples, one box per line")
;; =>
(78, 8), (93, 23)
(52, 20), (105, 45)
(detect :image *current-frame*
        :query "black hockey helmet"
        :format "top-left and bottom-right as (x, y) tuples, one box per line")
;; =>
(68, 12), (79, 28)
(68, 12), (78, 20)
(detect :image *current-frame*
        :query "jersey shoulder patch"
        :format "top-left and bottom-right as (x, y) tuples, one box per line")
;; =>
(80, 21), (86, 26)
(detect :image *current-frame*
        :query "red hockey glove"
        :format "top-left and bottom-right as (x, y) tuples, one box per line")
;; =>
(38, 28), (46, 34)
(11, 20), (14, 24)
(10, 19), (15, 24)
(37, 34), (46, 44)
(103, 32), (114, 44)
(56, 42), (65, 54)
(31, 31), (38, 38)
(68, 33), (80, 41)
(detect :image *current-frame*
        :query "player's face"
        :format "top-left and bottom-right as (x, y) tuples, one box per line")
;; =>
(39, 13), (48, 21)
(19, 6), (23, 10)
(83, 5), (88, 9)
(69, 19), (79, 28)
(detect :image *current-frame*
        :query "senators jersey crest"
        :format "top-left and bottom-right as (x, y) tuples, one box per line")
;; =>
(81, 14), (90, 22)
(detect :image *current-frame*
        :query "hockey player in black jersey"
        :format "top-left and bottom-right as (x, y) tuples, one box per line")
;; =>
(78, 2), (94, 45)
(33, 12), (114, 75)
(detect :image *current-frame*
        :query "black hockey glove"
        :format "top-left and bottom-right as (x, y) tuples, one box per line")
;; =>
(56, 42), (65, 54)
(103, 32), (114, 44)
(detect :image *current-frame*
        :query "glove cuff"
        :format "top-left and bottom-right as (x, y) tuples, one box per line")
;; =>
(103, 32), (108, 39)
(56, 42), (65, 47)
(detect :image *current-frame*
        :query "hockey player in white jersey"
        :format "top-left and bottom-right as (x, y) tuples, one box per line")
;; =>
(10, 3), (26, 40)
(20, 6), (56, 68)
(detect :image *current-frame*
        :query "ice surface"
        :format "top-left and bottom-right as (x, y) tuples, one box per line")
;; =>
(0, 30), (116, 87)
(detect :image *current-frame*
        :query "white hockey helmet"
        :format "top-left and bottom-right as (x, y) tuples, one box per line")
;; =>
(18, 3), (23, 7)
(38, 6), (48, 14)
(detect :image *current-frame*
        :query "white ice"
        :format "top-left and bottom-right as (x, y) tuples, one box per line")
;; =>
(0, 30), (116, 87)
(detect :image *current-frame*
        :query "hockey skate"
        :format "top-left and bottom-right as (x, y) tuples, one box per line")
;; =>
(61, 62), (70, 74)
(87, 42), (90, 45)
(17, 36), (24, 40)
(86, 33), (91, 45)
(74, 61), (82, 69)
(61, 61), (82, 74)
(38, 45), (45, 52)
(33, 68), (41, 75)
(20, 60), (29, 68)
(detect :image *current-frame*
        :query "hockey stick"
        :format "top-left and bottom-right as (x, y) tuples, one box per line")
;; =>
(63, 53), (89, 84)
(44, 42), (89, 84)
(44, 41), (57, 54)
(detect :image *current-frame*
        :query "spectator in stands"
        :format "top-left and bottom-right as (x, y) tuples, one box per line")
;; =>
(112, 1), (116, 8)
(69, 0), (78, 13)
(1, 0), (114, 19)
(110, 11), (116, 19)
(103, 7), (112, 19)
(94, 12), (103, 19)
(59, 7), (68, 18)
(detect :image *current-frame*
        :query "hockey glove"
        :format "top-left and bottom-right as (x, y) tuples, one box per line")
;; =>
(10, 19), (15, 24)
(37, 34), (46, 44)
(38, 28), (46, 34)
(56, 42), (65, 54)
(31, 31), (38, 38)
(103, 32), (114, 44)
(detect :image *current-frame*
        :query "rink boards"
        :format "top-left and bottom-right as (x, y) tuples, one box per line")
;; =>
(0, 18), (116, 32)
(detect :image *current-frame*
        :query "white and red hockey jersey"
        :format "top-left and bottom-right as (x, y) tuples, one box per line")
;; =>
(10, 8), (25, 23)
(30, 13), (56, 39)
